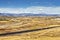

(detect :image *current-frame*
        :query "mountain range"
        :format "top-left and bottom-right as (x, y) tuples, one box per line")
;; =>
(0, 13), (60, 17)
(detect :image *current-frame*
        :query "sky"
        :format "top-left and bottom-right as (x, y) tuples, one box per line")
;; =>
(0, 0), (60, 14)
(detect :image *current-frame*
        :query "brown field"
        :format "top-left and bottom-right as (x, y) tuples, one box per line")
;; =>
(0, 16), (60, 40)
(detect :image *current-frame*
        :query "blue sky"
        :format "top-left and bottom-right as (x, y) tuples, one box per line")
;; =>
(0, 0), (60, 8)
(0, 0), (60, 14)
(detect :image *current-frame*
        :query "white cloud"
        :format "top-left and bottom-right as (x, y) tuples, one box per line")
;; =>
(0, 6), (60, 14)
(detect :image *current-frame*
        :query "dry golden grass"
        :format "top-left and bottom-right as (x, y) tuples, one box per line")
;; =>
(0, 16), (60, 40)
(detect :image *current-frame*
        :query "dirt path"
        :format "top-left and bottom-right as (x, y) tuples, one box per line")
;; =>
(0, 25), (60, 36)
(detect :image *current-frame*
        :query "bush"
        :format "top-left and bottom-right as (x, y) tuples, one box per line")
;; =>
(0, 18), (9, 21)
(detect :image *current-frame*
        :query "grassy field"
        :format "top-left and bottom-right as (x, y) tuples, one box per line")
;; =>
(0, 16), (60, 40)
